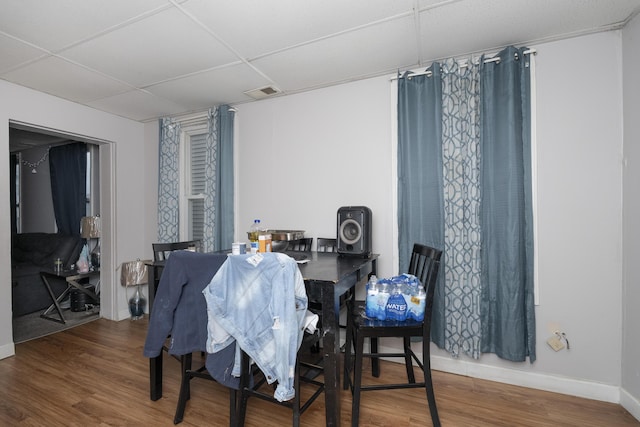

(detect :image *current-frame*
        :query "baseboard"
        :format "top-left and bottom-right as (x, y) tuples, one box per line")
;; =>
(621, 388), (640, 420)
(117, 308), (149, 321)
(373, 341), (621, 404)
(430, 353), (620, 403)
(0, 342), (15, 360)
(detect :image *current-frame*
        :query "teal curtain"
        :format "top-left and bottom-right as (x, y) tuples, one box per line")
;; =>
(209, 105), (235, 251)
(157, 118), (181, 243)
(397, 65), (446, 347)
(397, 45), (535, 362)
(479, 47), (535, 362)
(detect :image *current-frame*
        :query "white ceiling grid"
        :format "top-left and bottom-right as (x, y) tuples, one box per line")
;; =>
(1, 0), (639, 122)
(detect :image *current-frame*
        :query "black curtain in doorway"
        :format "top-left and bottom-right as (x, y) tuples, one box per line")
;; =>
(10, 154), (17, 236)
(49, 142), (87, 236)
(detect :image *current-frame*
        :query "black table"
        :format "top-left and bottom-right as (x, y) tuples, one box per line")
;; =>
(296, 252), (378, 427)
(147, 251), (378, 427)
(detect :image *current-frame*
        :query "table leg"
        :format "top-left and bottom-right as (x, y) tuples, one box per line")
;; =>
(40, 273), (69, 324)
(321, 281), (341, 427)
(150, 354), (163, 401)
(147, 264), (163, 400)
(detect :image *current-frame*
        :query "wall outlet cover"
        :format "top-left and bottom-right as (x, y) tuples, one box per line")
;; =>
(547, 335), (565, 351)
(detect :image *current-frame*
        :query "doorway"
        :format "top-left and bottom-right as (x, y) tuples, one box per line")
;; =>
(9, 122), (113, 343)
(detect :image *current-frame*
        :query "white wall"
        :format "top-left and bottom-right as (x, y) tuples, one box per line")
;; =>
(235, 77), (396, 279)
(622, 12), (640, 419)
(0, 80), (150, 358)
(236, 30), (635, 408)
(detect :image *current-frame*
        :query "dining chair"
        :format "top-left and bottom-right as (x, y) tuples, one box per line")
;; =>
(151, 239), (202, 296)
(237, 328), (325, 427)
(203, 252), (325, 427)
(152, 240), (202, 262)
(144, 250), (236, 425)
(147, 241), (216, 423)
(316, 237), (337, 253)
(343, 243), (442, 427)
(285, 237), (313, 252)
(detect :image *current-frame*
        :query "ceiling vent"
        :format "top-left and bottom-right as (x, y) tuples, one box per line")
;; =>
(244, 85), (281, 100)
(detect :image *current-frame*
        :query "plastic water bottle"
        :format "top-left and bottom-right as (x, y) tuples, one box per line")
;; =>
(365, 275), (379, 318)
(408, 286), (427, 321)
(385, 283), (408, 321)
(249, 219), (261, 254)
(376, 280), (390, 320)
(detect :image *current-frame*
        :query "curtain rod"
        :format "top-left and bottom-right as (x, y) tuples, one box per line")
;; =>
(393, 48), (537, 80)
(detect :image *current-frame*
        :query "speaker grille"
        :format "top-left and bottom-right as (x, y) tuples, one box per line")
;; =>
(337, 206), (372, 257)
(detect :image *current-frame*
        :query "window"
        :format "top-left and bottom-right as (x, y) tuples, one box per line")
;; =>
(178, 114), (209, 242)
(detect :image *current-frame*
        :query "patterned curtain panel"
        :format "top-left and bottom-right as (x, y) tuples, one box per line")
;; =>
(203, 108), (217, 252)
(157, 118), (181, 243)
(397, 45), (534, 362)
(440, 58), (482, 359)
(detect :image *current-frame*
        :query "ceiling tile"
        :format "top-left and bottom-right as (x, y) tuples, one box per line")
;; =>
(0, 33), (48, 73)
(61, 7), (240, 86)
(86, 89), (188, 122)
(0, 0), (172, 51)
(1, 56), (133, 102)
(251, 16), (418, 92)
(182, 0), (416, 59)
(419, 0), (640, 61)
(145, 63), (271, 108)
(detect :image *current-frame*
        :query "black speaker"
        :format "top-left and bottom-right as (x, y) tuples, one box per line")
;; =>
(337, 206), (372, 257)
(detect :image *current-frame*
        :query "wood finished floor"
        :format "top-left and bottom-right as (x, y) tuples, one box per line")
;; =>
(0, 318), (637, 426)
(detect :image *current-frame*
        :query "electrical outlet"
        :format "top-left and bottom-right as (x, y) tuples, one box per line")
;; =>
(547, 335), (565, 351)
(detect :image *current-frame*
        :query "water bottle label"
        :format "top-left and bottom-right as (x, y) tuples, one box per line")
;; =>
(407, 293), (426, 321)
(385, 293), (408, 321)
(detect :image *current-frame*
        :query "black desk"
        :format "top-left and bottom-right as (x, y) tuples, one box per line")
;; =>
(146, 251), (378, 427)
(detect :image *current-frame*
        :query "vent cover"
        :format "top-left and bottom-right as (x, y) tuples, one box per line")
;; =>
(244, 86), (281, 100)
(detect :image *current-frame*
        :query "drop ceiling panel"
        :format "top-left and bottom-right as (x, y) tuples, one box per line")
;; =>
(145, 63), (272, 108)
(61, 7), (239, 86)
(1, 56), (133, 102)
(0, 0), (172, 51)
(419, 0), (639, 61)
(0, 34), (48, 73)
(182, 0), (417, 59)
(86, 89), (188, 122)
(251, 16), (418, 92)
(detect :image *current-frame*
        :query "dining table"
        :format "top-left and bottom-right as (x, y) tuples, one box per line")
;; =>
(146, 250), (378, 427)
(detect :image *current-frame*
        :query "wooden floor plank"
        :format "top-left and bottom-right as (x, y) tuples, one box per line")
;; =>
(1, 318), (637, 426)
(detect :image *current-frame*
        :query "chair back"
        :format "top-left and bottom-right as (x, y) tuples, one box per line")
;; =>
(316, 238), (337, 253)
(286, 238), (313, 252)
(407, 243), (442, 337)
(152, 240), (202, 262)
